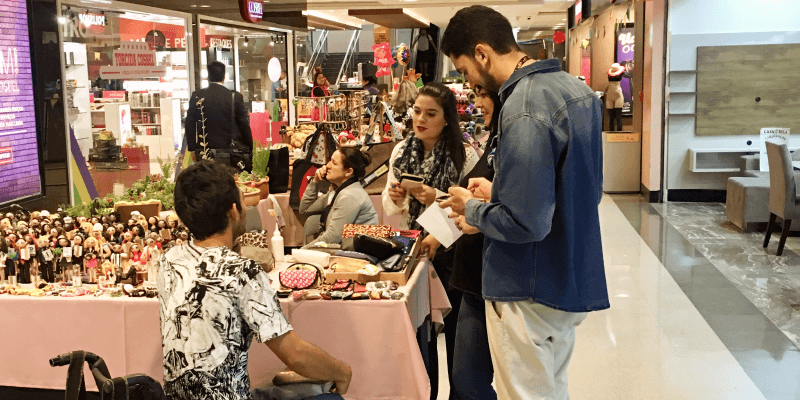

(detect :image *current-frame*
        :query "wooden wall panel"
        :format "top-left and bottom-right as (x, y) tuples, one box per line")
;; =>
(696, 43), (800, 136)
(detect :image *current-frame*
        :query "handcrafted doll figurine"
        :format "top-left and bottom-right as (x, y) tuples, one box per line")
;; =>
(129, 243), (143, 267)
(63, 216), (76, 234)
(56, 235), (72, 282)
(0, 236), (9, 282)
(72, 234), (84, 279)
(142, 238), (161, 282)
(23, 235), (38, 279)
(16, 238), (31, 284)
(131, 225), (146, 240)
(148, 216), (158, 233)
(83, 236), (100, 283)
(36, 237), (55, 282)
(109, 243), (128, 271)
(101, 260), (115, 282)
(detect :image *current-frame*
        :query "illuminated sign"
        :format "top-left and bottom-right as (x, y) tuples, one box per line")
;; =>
(0, 0), (42, 203)
(78, 12), (106, 27)
(240, 0), (264, 23)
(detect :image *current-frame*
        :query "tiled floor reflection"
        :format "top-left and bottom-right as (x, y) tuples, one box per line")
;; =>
(612, 195), (800, 400)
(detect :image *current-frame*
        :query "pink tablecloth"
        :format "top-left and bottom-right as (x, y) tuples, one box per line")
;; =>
(261, 193), (402, 247)
(0, 260), (449, 399)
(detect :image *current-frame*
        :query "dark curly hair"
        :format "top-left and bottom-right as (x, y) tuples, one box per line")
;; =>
(441, 5), (520, 59)
(174, 160), (242, 241)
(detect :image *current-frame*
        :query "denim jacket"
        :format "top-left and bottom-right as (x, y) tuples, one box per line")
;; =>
(464, 59), (609, 312)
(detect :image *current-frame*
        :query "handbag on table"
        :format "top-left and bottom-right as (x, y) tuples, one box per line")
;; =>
(289, 127), (336, 210)
(278, 263), (323, 290)
(341, 224), (393, 238)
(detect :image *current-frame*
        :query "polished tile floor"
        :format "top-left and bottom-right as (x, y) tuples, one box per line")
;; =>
(435, 195), (800, 399)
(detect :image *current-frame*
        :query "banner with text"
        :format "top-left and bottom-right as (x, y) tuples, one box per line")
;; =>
(99, 41), (167, 79)
(0, 0), (42, 204)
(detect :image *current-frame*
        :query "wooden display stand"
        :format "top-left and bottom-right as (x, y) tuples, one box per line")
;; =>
(114, 200), (162, 224)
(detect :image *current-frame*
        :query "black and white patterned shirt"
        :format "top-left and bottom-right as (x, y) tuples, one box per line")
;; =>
(157, 241), (291, 400)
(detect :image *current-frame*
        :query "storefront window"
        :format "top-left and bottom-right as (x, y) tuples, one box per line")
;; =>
(61, 1), (191, 199)
(199, 24), (289, 121)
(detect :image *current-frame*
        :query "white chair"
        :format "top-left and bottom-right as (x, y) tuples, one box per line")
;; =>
(762, 140), (800, 255)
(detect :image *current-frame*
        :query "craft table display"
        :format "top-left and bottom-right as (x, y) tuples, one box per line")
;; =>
(0, 260), (449, 399)
(260, 193), (402, 247)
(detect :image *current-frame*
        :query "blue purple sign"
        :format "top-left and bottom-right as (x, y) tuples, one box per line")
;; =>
(615, 24), (635, 115)
(0, 0), (42, 204)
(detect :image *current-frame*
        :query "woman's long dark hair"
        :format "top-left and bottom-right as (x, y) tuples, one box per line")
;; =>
(416, 82), (467, 172)
(476, 86), (502, 137)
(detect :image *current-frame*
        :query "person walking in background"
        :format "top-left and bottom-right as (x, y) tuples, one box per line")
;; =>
(271, 70), (288, 100)
(440, 6), (609, 400)
(185, 61), (253, 171)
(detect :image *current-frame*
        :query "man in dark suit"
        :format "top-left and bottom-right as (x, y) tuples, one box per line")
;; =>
(186, 61), (253, 171)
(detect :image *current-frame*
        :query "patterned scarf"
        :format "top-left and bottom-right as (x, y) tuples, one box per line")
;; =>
(393, 134), (459, 230)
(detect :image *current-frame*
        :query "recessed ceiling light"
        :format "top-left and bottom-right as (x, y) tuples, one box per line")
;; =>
(190, 4), (197, 7)
(200, 4), (210, 8)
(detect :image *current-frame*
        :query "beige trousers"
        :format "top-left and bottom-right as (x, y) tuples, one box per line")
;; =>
(485, 300), (587, 400)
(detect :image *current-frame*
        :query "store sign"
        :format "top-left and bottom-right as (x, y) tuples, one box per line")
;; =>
(615, 25), (635, 114)
(240, 0), (264, 23)
(760, 128), (790, 172)
(209, 37), (233, 49)
(145, 30), (167, 51)
(99, 41), (167, 79)
(0, 0), (42, 203)
(79, 12), (106, 28)
(103, 91), (126, 99)
(574, 0), (582, 24)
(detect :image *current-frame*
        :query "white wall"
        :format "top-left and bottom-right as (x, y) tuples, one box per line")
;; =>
(670, 0), (800, 35)
(665, 0), (800, 191)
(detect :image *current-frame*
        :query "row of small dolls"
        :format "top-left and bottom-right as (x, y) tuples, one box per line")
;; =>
(0, 233), (167, 284)
(0, 210), (186, 248)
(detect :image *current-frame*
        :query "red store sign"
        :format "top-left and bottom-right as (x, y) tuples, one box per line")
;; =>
(240, 0), (264, 23)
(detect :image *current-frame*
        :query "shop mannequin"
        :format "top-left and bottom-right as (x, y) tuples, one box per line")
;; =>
(605, 63), (625, 131)
(36, 237), (55, 282)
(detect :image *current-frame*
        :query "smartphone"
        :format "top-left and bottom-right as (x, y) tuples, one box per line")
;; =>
(400, 173), (424, 183)
(400, 173), (425, 191)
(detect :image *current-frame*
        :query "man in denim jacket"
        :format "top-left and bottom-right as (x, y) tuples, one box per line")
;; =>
(440, 6), (609, 399)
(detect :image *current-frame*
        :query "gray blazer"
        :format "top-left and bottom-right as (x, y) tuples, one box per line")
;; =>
(299, 180), (379, 244)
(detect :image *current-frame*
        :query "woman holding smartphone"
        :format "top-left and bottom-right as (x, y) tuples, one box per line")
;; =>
(300, 147), (379, 244)
(381, 81), (478, 397)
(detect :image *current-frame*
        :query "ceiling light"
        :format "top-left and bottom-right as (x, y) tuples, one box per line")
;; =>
(58, 16), (67, 24)
(244, 37), (249, 47)
(200, 4), (210, 8)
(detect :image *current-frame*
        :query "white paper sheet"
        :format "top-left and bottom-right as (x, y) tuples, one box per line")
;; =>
(416, 204), (463, 248)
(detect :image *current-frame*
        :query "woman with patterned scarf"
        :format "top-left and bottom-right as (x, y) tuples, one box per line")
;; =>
(381, 82), (478, 397)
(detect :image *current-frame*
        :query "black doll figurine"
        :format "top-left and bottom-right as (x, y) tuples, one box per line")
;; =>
(36, 237), (55, 282)
(15, 238), (32, 284)
(56, 235), (72, 282)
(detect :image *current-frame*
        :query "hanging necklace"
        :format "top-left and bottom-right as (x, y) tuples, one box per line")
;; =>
(515, 55), (532, 71)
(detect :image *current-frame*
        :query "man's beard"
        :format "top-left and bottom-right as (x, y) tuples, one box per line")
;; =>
(479, 64), (503, 93)
(231, 209), (246, 242)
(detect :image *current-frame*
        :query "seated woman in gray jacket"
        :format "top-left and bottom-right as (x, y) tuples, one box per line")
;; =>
(299, 147), (379, 244)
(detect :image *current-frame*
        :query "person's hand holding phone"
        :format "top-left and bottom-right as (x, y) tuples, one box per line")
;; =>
(388, 181), (407, 204)
(313, 166), (328, 183)
(440, 187), (474, 215)
(411, 184), (437, 206)
(467, 177), (492, 201)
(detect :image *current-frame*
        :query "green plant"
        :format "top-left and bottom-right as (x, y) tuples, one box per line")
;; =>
(238, 171), (255, 183)
(251, 141), (270, 180)
(238, 183), (258, 194)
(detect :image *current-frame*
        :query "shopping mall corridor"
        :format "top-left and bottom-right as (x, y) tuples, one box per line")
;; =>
(437, 194), (800, 399)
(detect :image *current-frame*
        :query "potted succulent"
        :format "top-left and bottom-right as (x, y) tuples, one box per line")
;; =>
(239, 183), (261, 207)
(243, 141), (271, 199)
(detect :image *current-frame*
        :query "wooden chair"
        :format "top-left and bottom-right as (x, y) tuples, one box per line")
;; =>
(763, 140), (800, 255)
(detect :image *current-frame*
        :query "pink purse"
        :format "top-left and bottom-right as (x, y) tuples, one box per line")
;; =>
(278, 263), (322, 290)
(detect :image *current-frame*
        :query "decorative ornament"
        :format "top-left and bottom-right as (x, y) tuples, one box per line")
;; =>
(372, 42), (394, 78)
(553, 31), (566, 44)
(394, 43), (410, 66)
